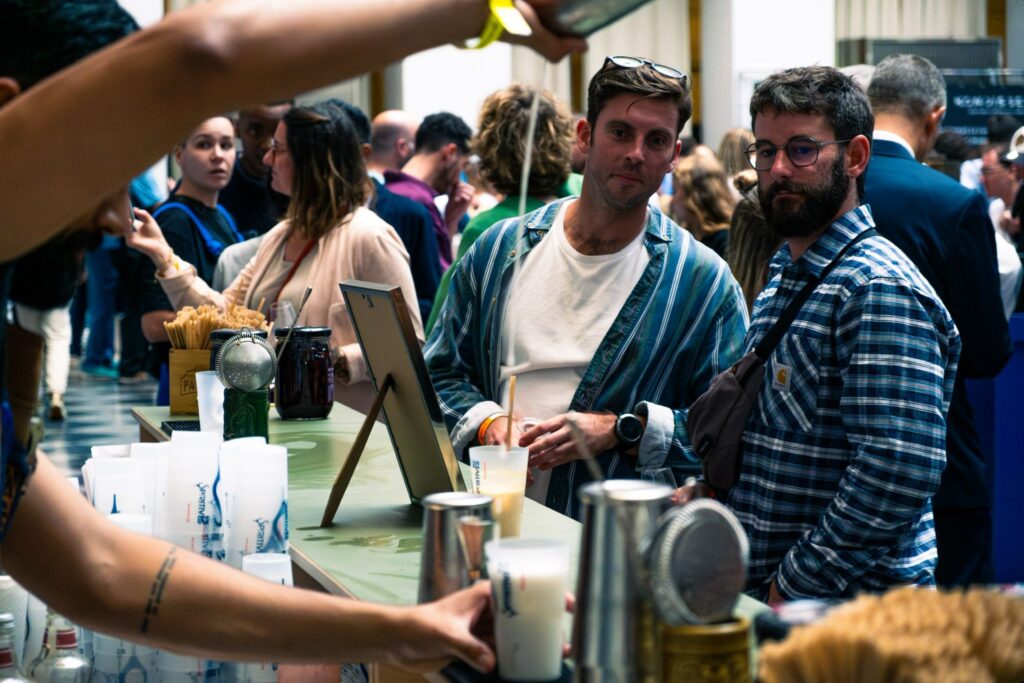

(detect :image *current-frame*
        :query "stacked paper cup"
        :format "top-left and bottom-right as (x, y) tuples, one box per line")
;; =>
(221, 444), (288, 568)
(92, 631), (154, 683)
(156, 650), (219, 682)
(157, 433), (222, 557)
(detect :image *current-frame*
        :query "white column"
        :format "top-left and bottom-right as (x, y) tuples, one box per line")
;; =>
(701, 0), (835, 150)
(1009, 0), (1024, 70)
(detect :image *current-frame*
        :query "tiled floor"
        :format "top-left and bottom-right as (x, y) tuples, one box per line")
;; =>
(40, 367), (157, 479)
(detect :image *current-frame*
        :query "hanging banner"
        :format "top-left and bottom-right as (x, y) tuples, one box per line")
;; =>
(942, 84), (1024, 146)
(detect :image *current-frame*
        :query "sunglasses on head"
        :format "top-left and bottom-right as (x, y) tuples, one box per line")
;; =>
(602, 56), (688, 87)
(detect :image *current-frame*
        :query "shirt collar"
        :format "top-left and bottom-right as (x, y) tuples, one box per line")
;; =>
(872, 129), (916, 158)
(768, 204), (875, 279)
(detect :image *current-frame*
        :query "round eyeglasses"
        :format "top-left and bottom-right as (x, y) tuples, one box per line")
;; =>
(602, 55), (688, 86)
(746, 135), (850, 171)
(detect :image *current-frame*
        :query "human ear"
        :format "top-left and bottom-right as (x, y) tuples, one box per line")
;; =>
(0, 78), (22, 109)
(576, 117), (592, 156)
(845, 134), (871, 180)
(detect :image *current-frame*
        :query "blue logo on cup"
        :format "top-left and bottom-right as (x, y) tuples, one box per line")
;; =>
(500, 570), (519, 618)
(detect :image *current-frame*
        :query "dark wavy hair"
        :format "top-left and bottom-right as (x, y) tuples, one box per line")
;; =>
(0, 0), (138, 89)
(284, 102), (368, 240)
(473, 84), (573, 198)
(587, 59), (692, 136)
(750, 66), (874, 199)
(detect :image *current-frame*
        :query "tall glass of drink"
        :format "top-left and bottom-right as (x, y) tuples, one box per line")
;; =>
(469, 446), (528, 538)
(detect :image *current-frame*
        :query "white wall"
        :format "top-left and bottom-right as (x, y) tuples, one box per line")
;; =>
(702, 0), (835, 148)
(1009, 0), (1024, 70)
(402, 44), (514, 131)
(118, 0), (162, 27)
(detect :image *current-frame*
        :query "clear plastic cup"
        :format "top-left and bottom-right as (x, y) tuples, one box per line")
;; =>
(469, 446), (528, 538)
(195, 370), (225, 434)
(485, 538), (569, 681)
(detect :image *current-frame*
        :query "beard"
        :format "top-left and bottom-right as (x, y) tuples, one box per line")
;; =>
(758, 154), (850, 239)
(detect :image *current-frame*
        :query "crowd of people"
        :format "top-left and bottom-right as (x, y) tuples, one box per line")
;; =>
(2, 0), (1024, 675)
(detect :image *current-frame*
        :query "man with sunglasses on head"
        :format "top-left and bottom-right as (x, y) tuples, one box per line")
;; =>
(426, 57), (748, 519)
(718, 66), (960, 604)
(862, 55), (1012, 590)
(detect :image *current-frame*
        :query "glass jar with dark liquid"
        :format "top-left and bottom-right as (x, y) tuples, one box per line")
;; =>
(274, 326), (334, 420)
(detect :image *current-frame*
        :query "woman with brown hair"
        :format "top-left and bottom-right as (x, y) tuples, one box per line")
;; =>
(726, 175), (782, 313)
(426, 83), (574, 331)
(130, 101), (422, 411)
(670, 153), (736, 258)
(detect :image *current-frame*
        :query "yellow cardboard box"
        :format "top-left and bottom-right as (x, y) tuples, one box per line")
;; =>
(169, 348), (211, 415)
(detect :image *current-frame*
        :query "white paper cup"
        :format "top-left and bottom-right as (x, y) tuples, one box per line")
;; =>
(91, 458), (147, 515)
(469, 446), (528, 538)
(225, 483), (288, 567)
(485, 538), (569, 681)
(108, 513), (154, 536)
(195, 370), (226, 434)
(242, 552), (293, 586)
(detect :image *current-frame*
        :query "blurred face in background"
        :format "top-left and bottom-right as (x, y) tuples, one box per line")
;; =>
(264, 121), (294, 196)
(237, 103), (291, 176)
(982, 149), (1017, 203)
(175, 116), (236, 197)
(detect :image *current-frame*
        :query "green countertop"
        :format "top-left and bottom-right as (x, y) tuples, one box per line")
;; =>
(134, 405), (770, 625)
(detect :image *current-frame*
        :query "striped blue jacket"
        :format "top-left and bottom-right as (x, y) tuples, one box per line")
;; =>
(425, 198), (748, 518)
(728, 205), (961, 600)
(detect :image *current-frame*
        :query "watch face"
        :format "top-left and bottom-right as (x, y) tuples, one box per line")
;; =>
(618, 414), (643, 444)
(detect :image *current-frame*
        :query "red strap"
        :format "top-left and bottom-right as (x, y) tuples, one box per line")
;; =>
(274, 238), (317, 306)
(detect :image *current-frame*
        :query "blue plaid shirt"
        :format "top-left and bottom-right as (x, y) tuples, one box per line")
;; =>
(426, 198), (748, 518)
(727, 205), (960, 600)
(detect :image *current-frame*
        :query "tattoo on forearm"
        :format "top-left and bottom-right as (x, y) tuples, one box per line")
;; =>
(140, 547), (177, 634)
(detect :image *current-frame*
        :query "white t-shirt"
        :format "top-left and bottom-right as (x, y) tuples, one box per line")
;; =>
(497, 199), (650, 501)
(987, 197), (1024, 320)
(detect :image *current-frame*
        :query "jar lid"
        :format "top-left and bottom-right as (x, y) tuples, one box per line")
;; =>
(647, 498), (748, 626)
(273, 326), (331, 339)
(211, 328), (268, 341)
(216, 327), (277, 391)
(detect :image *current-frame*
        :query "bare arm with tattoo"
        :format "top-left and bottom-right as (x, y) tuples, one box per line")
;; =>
(3, 454), (494, 673)
(0, 0), (585, 259)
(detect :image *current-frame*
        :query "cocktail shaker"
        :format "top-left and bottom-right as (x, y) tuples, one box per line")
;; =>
(572, 480), (673, 682)
(418, 492), (495, 603)
(537, 0), (655, 37)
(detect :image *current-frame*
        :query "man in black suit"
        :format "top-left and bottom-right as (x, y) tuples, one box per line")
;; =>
(864, 54), (1012, 586)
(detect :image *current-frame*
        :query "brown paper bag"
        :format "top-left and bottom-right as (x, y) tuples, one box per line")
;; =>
(169, 348), (211, 415)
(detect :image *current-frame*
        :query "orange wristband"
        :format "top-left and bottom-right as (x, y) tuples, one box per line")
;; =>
(477, 412), (507, 445)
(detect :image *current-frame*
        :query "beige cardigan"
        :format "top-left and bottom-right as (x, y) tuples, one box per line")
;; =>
(158, 206), (424, 412)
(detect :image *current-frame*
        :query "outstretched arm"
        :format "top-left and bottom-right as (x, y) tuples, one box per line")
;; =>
(0, 0), (585, 259)
(4, 453), (495, 673)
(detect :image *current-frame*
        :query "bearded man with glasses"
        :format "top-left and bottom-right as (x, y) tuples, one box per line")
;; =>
(426, 57), (748, 519)
(699, 65), (961, 604)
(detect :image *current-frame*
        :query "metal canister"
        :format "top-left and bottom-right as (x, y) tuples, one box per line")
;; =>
(209, 328), (268, 373)
(417, 492), (495, 603)
(217, 328), (276, 440)
(572, 480), (673, 683)
(661, 617), (751, 683)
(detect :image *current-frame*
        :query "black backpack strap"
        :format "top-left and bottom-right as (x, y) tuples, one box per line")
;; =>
(753, 228), (876, 362)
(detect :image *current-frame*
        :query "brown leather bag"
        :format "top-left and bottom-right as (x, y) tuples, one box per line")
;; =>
(688, 229), (875, 495)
